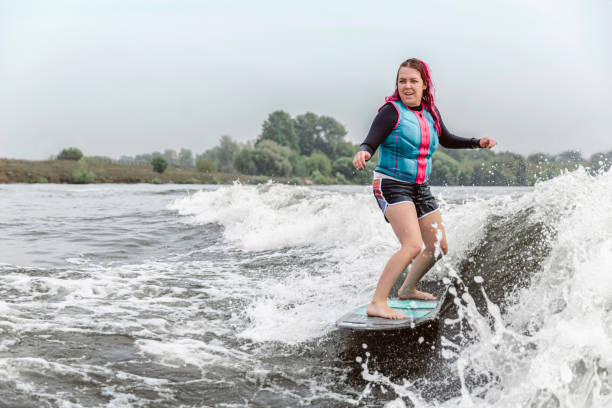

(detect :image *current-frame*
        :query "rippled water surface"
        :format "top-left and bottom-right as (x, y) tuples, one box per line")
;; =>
(1, 174), (611, 407)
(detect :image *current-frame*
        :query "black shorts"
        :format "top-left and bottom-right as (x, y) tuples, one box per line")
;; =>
(372, 177), (439, 222)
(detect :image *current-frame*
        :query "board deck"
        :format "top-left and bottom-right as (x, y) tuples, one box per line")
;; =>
(336, 287), (449, 331)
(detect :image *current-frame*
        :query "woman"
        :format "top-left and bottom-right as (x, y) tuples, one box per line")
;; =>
(353, 58), (497, 319)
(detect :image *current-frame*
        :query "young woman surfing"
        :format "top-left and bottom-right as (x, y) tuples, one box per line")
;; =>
(353, 58), (497, 319)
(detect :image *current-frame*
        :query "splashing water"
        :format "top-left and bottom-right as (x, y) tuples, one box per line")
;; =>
(355, 168), (612, 407)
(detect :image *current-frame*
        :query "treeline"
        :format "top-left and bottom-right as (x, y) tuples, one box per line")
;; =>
(65, 109), (611, 186)
(196, 111), (372, 184)
(431, 148), (612, 186)
(118, 110), (373, 184)
(117, 148), (196, 168)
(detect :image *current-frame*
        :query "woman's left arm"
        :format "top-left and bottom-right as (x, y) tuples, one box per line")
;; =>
(436, 108), (497, 149)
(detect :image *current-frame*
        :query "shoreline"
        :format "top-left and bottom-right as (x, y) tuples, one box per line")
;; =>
(0, 158), (588, 186)
(0, 158), (292, 185)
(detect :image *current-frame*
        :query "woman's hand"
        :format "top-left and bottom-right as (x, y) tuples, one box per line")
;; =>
(479, 137), (497, 148)
(353, 150), (371, 170)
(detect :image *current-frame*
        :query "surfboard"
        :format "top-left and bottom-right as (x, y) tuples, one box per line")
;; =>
(336, 286), (449, 331)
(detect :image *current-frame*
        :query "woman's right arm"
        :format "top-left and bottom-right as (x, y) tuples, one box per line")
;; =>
(353, 103), (398, 170)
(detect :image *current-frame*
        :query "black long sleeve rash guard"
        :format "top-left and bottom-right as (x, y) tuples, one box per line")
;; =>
(358, 103), (481, 156)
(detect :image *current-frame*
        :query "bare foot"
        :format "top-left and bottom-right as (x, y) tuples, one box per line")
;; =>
(398, 289), (438, 301)
(366, 300), (406, 319)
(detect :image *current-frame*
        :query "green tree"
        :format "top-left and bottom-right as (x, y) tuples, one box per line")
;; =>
(439, 146), (494, 163)
(70, 168), (95, 183)
(292, 155), (310, 177)
(430, 151), (459, 185)
(258, 110), (298, 152)
(527, 153), (551, 165)
(513, 154), (528, 185)
(163, 149), (178, 166)
(458, 166), (473, 185)
(118, 155), (135, 164)
(178, 148), (194, 167)
(470, 162), (491, 186)
(57, 147), (83, 161)
(311, 170), (332, 185)
(526, 153), (553, 184)
(303, 153), (331, 177)
(336, 141), (356, 159)
(295, 113), (349, 161)
(152, 157), (168, 174)
(589, 151), (612, 173)
(218, 135), (240, 173)
(287, 153), (302, 176)
(140, 153), (156, 164)
(196, 147), (220, 170)
(470, 153), (526, 186)
(86, 156), (113, 164)
(294, 112), (318, 156)
(70, 157), (95, 183)
(313, 115), (348, 160)
(332, 157), (355, 180)
(120, 152), (162, 165)
(234, 148), (257, 175)
(554, 150), (584, 163)
(196, 158), (216, 173)
(334, 172), (349, 184)
(252, 140), (293, 176)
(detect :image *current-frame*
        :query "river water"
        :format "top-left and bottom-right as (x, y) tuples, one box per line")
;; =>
(1, 168), (611, 407)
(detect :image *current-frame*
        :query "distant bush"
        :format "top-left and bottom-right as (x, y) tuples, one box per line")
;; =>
(71, 168), (95, 184)
(304, 153), (332, 177)
(85, 156), (113, 164)
(252, 140), (293, 176)
(57, 148), (83, 161)
(332, 157), (354, 180)
(152, 157), (168, 174)
(36, 177), (49, 183)
(150, 177), (162, 184)
(196, 158), (216, 173)
(430, 151), (459, 185)
(178, 177), (198, 184)
(249, 176), (269, 184)
(312, 170), (332, 185)
(334, 172), (349, 184)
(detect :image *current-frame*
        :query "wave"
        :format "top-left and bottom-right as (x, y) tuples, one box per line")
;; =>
(170, 168), (612, 406)
(356, 168), (612, 407)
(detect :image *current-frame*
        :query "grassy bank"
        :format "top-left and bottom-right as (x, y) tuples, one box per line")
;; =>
(0, 159), (289, 184)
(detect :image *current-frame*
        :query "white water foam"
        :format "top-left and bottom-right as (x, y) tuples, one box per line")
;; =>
(169, 182), (503, 344)
(169, 182), (384, 251)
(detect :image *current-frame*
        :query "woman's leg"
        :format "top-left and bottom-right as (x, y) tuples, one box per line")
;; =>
(366, 202), (423, 319)
(398, 209), (448, 300)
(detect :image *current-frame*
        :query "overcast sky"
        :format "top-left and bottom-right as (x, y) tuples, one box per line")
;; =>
(1, 0), (610, 160)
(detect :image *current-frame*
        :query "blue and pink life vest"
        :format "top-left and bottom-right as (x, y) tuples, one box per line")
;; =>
(375, 101), (439, 184)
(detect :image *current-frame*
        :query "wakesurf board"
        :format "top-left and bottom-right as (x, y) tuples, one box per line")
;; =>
(336, 286), (449, 331)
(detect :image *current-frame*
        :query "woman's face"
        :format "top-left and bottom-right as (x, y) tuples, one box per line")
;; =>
(397, 66), (427, 108)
